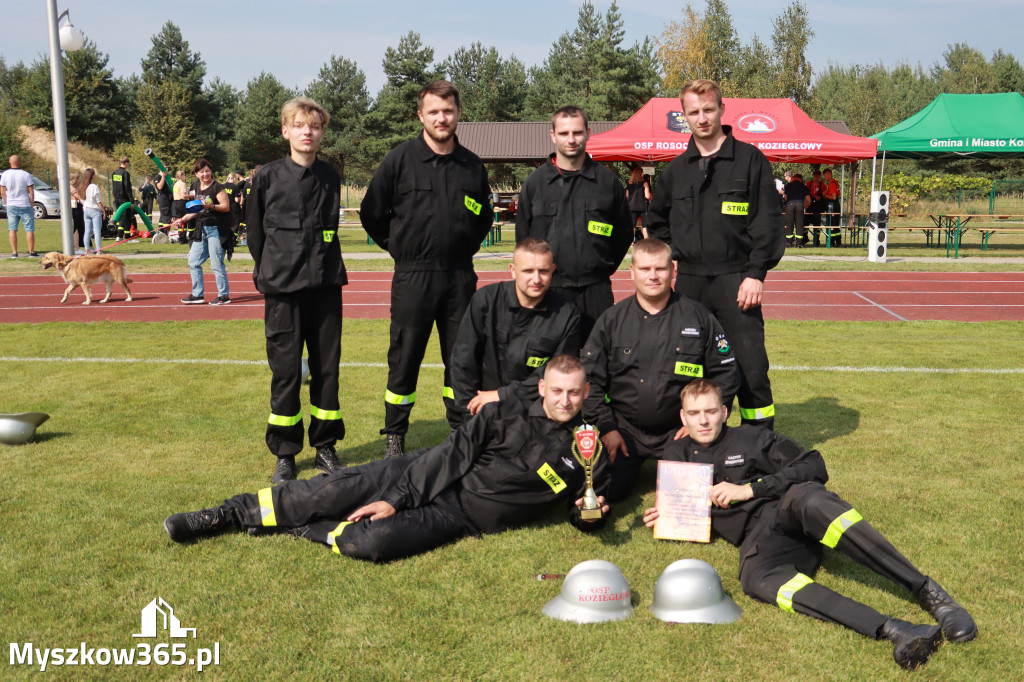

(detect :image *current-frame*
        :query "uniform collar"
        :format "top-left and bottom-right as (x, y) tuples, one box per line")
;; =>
(681, 125), (736, 163)
(542, 153), (598, 183)
(282, 155), (319, 178)
(629, 291), (679, 317)
(412, 132), (466, 163)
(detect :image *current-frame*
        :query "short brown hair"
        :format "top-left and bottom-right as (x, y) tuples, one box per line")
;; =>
(418, 80), (460, 111)
(119, 156), (130, 165)
(631, 237), (672, 260)
(514, 237), (552, 257)
(680, 79), (723, 108)
(544, 353), (585, 379)
(680, 379), (723, 408)
(551, 105), (589, 130)
(281, 96), (330, 128)
(192, 158), (212, 173)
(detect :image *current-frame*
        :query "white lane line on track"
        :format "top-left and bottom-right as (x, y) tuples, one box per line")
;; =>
(3, 356), (1024, 374)
(851, 291), (909, 321)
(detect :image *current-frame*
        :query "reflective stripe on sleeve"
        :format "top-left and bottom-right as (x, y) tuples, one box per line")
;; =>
(821, 509), (864, 549)
(776, 573), (814, 613)
(327, 521), (353, 554)
(268, 412), (301, 426)
(674, 361), (703, 377)
(310, 405), (342, 421)
(526, 356), (549, 368)
(587, 220), (613, 236)
(384, 390), (416, 405)
(738, 404), (776, 421)
(258, 487), (277, 527)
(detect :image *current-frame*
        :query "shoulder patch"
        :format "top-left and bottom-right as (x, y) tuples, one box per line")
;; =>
(715, 334), (731, 354)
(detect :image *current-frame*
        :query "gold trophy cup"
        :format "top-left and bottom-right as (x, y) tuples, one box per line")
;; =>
(572, 425), (603, 520)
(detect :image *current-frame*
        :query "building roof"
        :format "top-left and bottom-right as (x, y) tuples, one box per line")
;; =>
(815, 120), (853, 136)
(457, 121), (622, 164)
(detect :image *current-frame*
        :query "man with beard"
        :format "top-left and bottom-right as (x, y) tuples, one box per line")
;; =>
(515, 106), (632, 339)
(361, 80), (494, 458)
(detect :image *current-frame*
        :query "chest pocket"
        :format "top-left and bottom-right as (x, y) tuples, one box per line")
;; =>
(524, 336), (558, 369)
(719, 180), (750, 216)
(398, 179), (433, 220)
(670, 337), (704, 378)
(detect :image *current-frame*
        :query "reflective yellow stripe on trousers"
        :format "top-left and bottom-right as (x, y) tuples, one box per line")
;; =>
(327, 521), (353, 554)
(821, 509), (863, 548)
(384, 390), (416, 405)
(776, 572), (814, 613)
(310, 405), (342, 420)
(268, 412), (302, 426)
(739, 404), (776, 421)
(257, 488), (277, 527)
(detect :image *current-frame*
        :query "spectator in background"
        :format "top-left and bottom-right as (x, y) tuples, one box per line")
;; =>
(179, 158), (231, 306)
(79, 168), (104, 254)
(111, 156), (135, 240)
(806, 169), (825, 246)
(783, 172), (811, 247)
(139, 175), (156, 219)
(172, 169), (189, 243)
(69, 172), (86, 254)
(626, 164), (652, 241)
(155, 169), (173, 233)
(822, 168), (842, 246)
(1, 155), (38, 258)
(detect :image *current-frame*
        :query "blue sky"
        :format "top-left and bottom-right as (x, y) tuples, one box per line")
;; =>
(3, 1), (1021, 97)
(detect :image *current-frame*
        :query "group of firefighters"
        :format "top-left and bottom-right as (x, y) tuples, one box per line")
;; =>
(162, 78), (976, 670)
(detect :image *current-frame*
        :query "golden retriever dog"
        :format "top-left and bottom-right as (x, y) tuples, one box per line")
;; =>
(39, 252), (134, 305)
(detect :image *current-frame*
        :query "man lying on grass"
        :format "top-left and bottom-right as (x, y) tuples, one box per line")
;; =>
(642, 379), (976, 670)
(165, 355), (609, 562)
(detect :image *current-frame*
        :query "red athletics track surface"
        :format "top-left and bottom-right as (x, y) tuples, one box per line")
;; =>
(2, 270), (1023, 323)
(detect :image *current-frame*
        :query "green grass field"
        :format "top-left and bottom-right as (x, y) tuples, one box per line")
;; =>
(2, 317), (1022, 680)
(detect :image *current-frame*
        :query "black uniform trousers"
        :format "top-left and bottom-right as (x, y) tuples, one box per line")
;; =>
(264, 286), (344, 457)
(675, 271), (774, 430)
(784, 201), (806, 242)
(738, 482), (928, 638)
(552, 280), (613, 342)
(222, 453), (476, 563)
(602, 419), (675, 502)
(384, 269), (477, 435)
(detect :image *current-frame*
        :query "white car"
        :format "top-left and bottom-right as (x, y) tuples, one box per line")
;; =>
(29, 175), (62, 219)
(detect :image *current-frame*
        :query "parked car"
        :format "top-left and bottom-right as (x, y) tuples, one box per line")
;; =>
(29, 175), (62, 219)
(0, 196), (5, 219)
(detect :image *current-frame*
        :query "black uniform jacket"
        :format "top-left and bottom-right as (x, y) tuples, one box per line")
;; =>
(515, 154), (633, 288)
(360, 134), (493, 271)
(381, 398), (605, 535)
(660, 424), (828, 546)
(246, 156), (347, 295)
(450, 281), (582, 406)
(111, 167), (133, 205)
(647, 126), (784, 282)
(582, 293), (740, 435)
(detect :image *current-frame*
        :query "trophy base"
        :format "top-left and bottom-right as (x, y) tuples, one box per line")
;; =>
(580, 508), (603, 520)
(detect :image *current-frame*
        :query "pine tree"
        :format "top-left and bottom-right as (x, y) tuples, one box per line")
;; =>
(234, 73), (295, 167)
(305, 55), (370, 181)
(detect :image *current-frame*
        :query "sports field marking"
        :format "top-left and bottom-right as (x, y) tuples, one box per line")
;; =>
(3, 356), (1023, 374)
(850, 291), (909, 321)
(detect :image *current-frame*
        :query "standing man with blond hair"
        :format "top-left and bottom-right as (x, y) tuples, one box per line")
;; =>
(361, 80), (494, 458)
(516, 106), (632, 339)
(648, 79), (784, 430)
(247, 96), (347, 483)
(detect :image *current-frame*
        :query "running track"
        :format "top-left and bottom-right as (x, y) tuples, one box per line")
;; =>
(2, 271), (1023, 323)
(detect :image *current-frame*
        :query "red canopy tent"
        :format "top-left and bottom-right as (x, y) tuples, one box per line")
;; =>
(587, 98), (877, 164)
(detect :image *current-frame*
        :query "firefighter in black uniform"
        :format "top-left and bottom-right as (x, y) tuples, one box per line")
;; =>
(516, 106), (633, 340)
(222, 173), (242, 237)
(647, 79), (784, 430)
(111, 156), (135, 239)
(644, 379), (977, 670)
(582, 238), (740, 501)
(155, 169), (173, 233)
(246, 97), (347, 484)
(361, 80), (494, 458)
(449, 238), (582, 430)
(163, 356), (609, 562)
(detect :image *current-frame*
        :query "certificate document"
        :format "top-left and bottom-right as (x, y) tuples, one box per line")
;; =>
(654, 461), (713, 543)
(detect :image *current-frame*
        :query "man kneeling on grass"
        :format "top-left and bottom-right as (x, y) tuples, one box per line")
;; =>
(642, 379), (976, 670)
(165, 355), (609, 562)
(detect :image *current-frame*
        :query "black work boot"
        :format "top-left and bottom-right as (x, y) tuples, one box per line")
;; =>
(385, 433), (405, 458)
(271, 456), (296, 484)
(879, 618), (942, 670)
(315, 446), (342, 475)
(916, 577), (978, 642)
(164, 507), (231, 543)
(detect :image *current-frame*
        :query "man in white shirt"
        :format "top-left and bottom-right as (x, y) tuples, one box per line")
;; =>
(0, 155), (38, 258)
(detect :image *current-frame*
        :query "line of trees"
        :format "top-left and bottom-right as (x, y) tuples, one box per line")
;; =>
(1, 1), (1021, 184)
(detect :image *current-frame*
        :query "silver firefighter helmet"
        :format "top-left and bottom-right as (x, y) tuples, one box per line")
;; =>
(0, 412), (50, 445)
(650, 559), (742, 624)
(542, 559), (633, 624)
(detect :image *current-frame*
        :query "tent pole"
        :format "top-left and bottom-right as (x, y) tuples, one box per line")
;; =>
(879, 152), (887, 191)
(871, 155), (877, 194)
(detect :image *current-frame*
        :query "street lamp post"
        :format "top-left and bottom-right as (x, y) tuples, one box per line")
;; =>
(44, 1), (84, 256)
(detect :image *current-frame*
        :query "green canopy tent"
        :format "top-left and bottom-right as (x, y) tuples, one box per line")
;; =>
(869, 92), (1024, 189)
